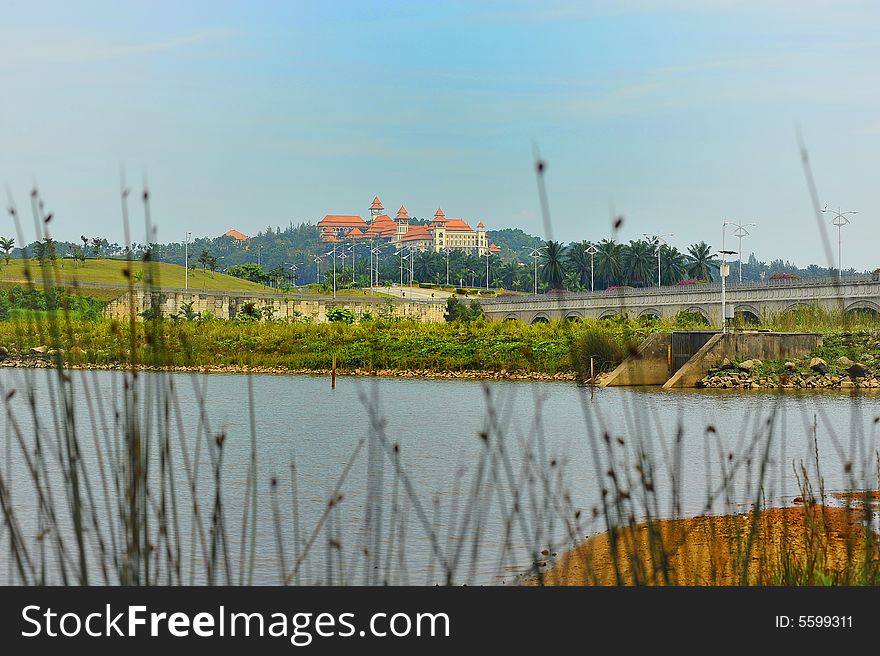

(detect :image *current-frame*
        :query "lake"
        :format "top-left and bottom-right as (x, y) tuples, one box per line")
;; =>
(1, 368), (878, 585)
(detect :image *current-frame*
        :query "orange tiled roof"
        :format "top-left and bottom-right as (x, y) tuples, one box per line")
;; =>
(346, 227), (367, 239)
(318, 215), (368, 228)
(399, 224), (432, 242)
(434, 207), (445, 218)
(364, 214), (397, 238)
(476, 221), (485, 229)
(489, 243), (501, 254)
(321, 234), (340, 243)
(370, 196), (383, 210)
(443, 219), (473, 232)
(223, 229), (250, 241)
(395, 205), (410, 220)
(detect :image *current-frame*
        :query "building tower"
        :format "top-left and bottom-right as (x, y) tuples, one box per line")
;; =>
(395, 205), (410, 243)
(369, 196), (384, 221)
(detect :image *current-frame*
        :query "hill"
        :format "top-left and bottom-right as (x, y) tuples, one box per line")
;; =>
(0, 258), (270, 299)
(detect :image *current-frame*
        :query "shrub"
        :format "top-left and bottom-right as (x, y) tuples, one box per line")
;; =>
(327, 307), (356, 324)
(569, 326), (628, 379)
(445, 298), (483, 322)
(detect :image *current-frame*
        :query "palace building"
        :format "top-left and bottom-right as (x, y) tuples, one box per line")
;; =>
(317, 196), (499, 256)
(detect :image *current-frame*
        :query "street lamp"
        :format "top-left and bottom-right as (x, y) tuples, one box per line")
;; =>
(643, 233), (674, 288)
(442, 247), (452, 286)
(720, 220), (741, 333)
(585, 243), (598, 292)
(314, 255), (323, 285)
(184, 231), (192, 290)
(524, 246), (546, 296)
(481, 251), (491, 290)
(724, 221), (756, 283)
(370, 243), (381, 290)
(822, 205), (857, 277)
(288, 262), (302, 288)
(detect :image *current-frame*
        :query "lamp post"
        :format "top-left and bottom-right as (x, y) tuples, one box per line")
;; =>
(482, 251), (491, 290)
(585, 243), (598, 292)
(314, 255), (323, 285)
(442, 247), (452, 286)
(643, 233), (674, 288)
(288, 262), (302, 288)
(524, 246), (546, 296)
(821, 205), (857, 278)
(720, 220), (739, 333)
(184, 231), (192, 290)
(370, 244), (381, 290)
(723, 221), (756, 283)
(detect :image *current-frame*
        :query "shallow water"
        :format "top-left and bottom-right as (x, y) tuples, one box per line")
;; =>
(1, 368), (878, 585)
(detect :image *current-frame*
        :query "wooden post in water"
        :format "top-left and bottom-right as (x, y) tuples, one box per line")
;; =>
(332, 353), (337, 389)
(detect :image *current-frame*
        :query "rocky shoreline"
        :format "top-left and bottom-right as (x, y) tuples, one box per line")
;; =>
(0, 352), (576, 382)
(699, 355), (878, 390)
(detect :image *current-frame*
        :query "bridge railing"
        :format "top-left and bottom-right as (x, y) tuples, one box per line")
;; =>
(484, 273), (878, 306)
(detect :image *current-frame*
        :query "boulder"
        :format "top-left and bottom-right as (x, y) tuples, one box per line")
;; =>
(809, 357), (828, 374)
(30, 345), (48, 355)
(840, 380), (855, 389)
(847, 363), (869, 379)
(719, 358), (735, 371)
(784, 361), (797, 370)
(837, 355), (855, 368)
(0, 345), (8, 360)
(738, 359), (756, 371)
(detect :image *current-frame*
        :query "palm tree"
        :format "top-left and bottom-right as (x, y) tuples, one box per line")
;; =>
(413, 251), (438, 282)
(624, 239), (655, 287)
(0, 237), (15, 266)
(686, 242), (719, 281)
(540, 240), (566, 290)
(595, 239), (624, 288)
(660, 245), (688, 285)
(565, 241), (593, 288)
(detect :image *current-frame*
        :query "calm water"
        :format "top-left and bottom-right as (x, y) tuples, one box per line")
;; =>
(1, 368), (879, 585)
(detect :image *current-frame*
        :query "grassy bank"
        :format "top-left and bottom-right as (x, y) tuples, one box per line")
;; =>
(0, 316), (605, 375)
(0, 258), (269, 293)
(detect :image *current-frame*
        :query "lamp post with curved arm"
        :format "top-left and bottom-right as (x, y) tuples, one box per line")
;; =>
(822, 205), (857, 278)
(642, 232), (674, 288)
(523, 245), (546, 296)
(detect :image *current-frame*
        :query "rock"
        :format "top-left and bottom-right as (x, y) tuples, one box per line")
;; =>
(847, 363), (869, 379)
(809, 357), (828, 374)
(719, 358), (735, 370)
(738, 359), (758, 371)
(837, 355), (855, 368)
(784, 361), (797, 370)
(0, 345), (8, 360)
(840, 379), (855, 388)
(30, 345), (48, 355)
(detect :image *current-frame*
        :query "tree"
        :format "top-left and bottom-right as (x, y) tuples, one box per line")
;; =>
(624, 239), (655, 287)
(90, 237), (107, 259)
(71, 245), (85, 266)
(660, 245), (688, 285)
(227, 262), (267, 284)
(540, 240), (566, 290)
(197, 249), (212, 270)
(566, 241), (593, 289)
(34, 238), (57, 262)
(0, 237), (14, 267)
(595, 239), (624, 288)
(686, 242), (718, 282)
(444, 298), (483, 322)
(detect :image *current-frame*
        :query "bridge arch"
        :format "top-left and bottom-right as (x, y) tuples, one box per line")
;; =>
(503, 314), (521, 322)
(734, 304), (760, 325)
(681, 306), (711, 325)
(845, 300), (880, 316)
(530, 313), (550, 324)
(564, 311), (583, 321)
(598, 310), (619, 320)
(637, 307), (661, 320)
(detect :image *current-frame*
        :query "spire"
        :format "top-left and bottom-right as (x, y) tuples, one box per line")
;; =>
(395, 205), (410, 221)
(434, 207), (445, 219)
(370, 196), (384, 216)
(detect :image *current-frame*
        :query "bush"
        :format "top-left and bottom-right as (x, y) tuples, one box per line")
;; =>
(327, 307), (356, 324)
(569, 327), (628, 379)
(445, 298), (484, 322)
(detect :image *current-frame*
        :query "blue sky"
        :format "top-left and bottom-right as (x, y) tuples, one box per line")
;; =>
(2, 0), (878, 269)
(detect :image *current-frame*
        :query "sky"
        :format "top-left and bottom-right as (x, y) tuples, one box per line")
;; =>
(1, 0), (878, 270)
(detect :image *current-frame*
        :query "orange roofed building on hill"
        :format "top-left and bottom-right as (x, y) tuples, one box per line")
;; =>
(223, 229), (250, 241)
(317, 196), (499, 256)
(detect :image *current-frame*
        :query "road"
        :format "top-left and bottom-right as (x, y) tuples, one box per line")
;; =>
(379, 285), (452, 301)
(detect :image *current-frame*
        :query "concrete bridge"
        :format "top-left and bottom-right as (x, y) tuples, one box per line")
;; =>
(481, 274), (880, 324)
